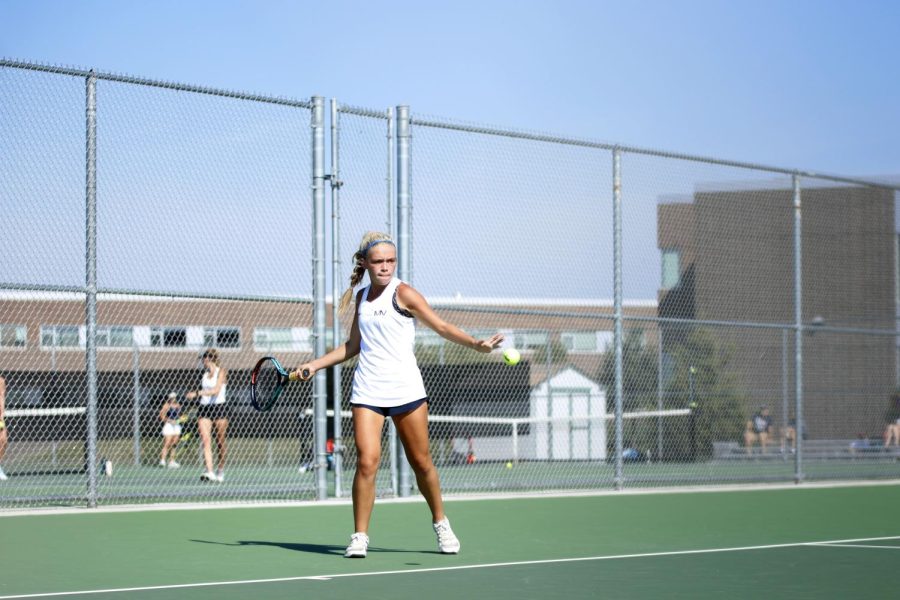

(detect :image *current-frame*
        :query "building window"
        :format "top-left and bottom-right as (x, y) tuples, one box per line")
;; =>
(150, 327), (187, 348)
(204, 327), (241, 349)
(661, 249), (680, 290)
(97, 326), (134, 348)
(514, 330), (549, 350)
(560, 331), (612, 353)
(0, 324), (26, 348)
(253, 327), (312, 352)
(40, 325), (80, 348)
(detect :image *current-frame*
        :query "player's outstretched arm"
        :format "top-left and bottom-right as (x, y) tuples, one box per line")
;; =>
(397, 284), (503, 353)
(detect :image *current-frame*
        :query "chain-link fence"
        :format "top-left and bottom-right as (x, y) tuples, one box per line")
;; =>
(3, 59), (900, 508)
(1, 61), (315, 506)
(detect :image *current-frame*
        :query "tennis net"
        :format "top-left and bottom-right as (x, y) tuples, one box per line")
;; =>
(2, 406), (88, 477)
(428, 408), (693, 465)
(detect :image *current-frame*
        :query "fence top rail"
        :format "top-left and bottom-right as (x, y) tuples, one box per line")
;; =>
(337, 102), (389, 119)
(0, 283), (313, 305)
(410, 115), (900, 191)
(0, 58), (313, 109)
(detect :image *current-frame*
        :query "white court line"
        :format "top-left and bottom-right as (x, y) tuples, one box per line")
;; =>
(3, 479), (899, 519)
(1, 535), (898, 599)
(808, 542), (900, 550)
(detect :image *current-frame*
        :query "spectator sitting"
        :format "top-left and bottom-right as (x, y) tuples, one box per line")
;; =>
(781, 416), (806, 454)
(744, 406), (773, 455)
(850, 433), (872, 455)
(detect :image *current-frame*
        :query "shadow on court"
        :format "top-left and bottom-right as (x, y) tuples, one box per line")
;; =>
(191, 539), (440, 555)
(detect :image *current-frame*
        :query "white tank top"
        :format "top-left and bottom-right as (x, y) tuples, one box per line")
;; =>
(200, 366), (227, 405)
(351, 277), (426, 407)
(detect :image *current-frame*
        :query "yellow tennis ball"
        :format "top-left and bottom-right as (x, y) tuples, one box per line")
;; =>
(506, 461), (513, 469)
(502, 348), (521, 366)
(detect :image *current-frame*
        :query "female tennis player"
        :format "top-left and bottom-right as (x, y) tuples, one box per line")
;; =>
(186, 348), (229, 482)
(158, 392), (183, 468)
(295, 231), (503, 558)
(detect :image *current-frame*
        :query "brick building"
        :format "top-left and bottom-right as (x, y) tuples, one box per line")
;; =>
(658, 182), (897, 438)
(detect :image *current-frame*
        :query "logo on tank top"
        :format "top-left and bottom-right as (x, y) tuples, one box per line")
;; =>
(373, 309), (386, 316)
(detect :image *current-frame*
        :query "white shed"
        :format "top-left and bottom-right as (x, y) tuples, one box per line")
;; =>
(530, 366), (607, 460)
(451, 365), (607, 462)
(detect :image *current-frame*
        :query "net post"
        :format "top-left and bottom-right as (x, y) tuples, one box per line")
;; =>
(512, 421), (519, 463)
(84, 70), (99, 508)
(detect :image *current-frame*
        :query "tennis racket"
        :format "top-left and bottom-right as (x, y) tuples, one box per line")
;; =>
(250, 356), (309, 412)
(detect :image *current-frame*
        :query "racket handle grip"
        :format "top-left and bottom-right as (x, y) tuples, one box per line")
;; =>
(290, 368), (311, 381)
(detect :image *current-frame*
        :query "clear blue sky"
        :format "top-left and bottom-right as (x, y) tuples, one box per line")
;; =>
(2, 0), (899, 302)
(2, 0), (899, 178)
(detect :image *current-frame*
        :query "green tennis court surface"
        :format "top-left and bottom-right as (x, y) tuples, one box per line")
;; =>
(2, 483), (899, 599)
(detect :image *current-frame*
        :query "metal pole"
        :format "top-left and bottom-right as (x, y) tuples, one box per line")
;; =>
(386, 107), (394, 238)
(311, 96), (328, 500)
(792, 174), (804, 483)
(688, 366), (697, 461)
(132, 344), (141, 466)
(612, 148), (625, 490)
(84, 71), (99, 507)
(546, 331), (554, 460)
(396, 105), (412, 497)
(656, 327), (664, 460)
(781, 328), (789, 454)
(330, 98), (344, 497)
(896, 232), (900, 388)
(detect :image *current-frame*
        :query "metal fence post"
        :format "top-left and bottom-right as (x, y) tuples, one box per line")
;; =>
(612, 148), (624, 490)
(657, 327), (664, 460)
(386, 107), (394, 238)
(781, 328), (789, 451)
(792, 174), (804, 484)
(396, 104), (412, 497)
(330, 98), (344, 497)
(84, 71), (99, 507)
(132, 344), (141, 466)
(311, 96), (328, 500)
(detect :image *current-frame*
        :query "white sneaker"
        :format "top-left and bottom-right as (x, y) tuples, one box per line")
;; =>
(344, 532), (369, 558)
(0, 466), (7, 481)
(167, 461), (180, 469)
(200, 471), (217, 482)
(433, 517), (460, 554)
(159, 459), (167, 467)
(216, 470), (224, 482)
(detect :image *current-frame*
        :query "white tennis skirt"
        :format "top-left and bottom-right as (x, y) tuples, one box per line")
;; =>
(162, 422), (182, 437)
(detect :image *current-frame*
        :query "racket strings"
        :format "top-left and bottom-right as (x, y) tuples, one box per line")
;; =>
(253, 362), (284, 411)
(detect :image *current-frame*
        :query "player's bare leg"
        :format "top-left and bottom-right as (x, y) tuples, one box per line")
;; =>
(351, 407), (385, 534)
(198, 418), (216, 476)
(393, 403), (444, 522)
(215, 418), (228, 472)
